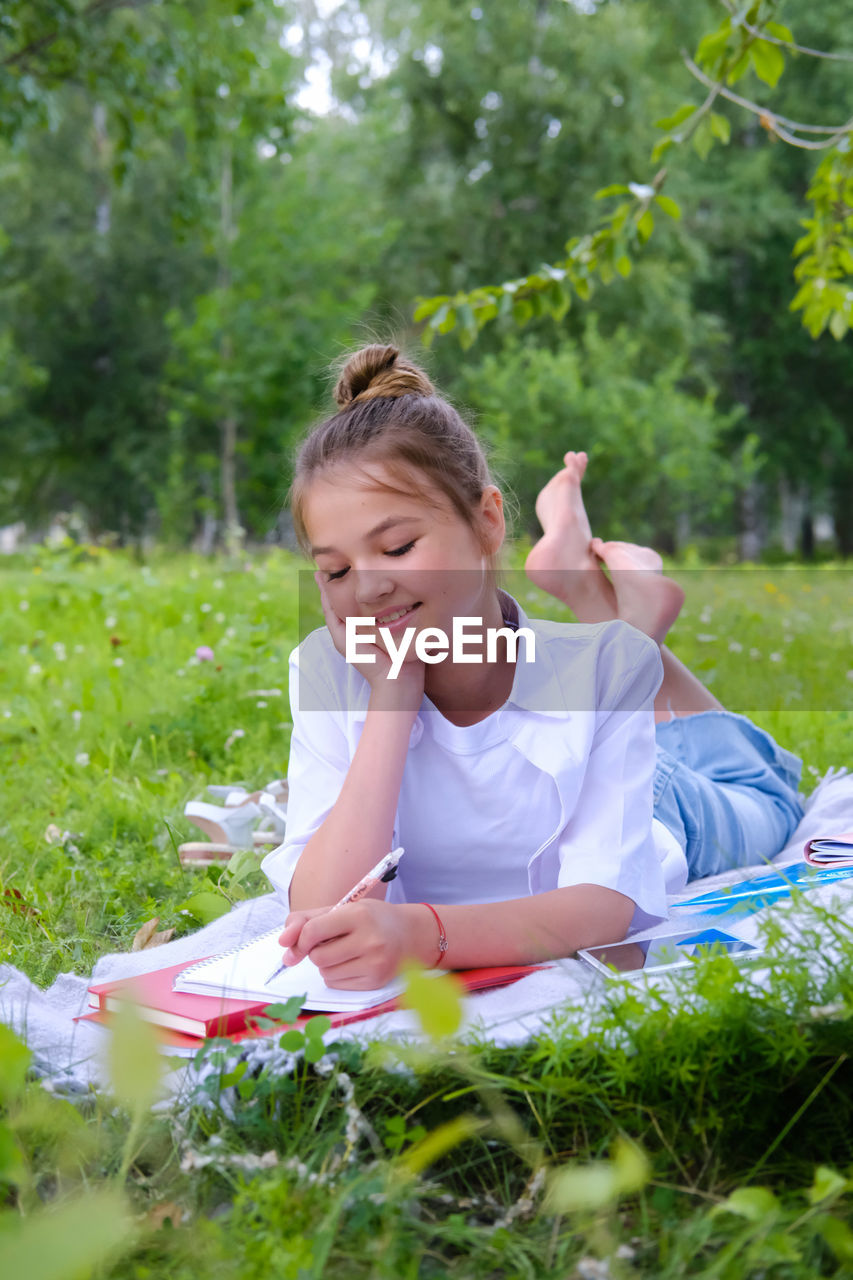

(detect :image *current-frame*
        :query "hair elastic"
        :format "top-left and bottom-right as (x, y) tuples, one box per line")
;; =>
(420, 902), (448, 967)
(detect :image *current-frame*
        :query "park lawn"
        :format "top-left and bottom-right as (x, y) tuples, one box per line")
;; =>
(1, 544), (853, 1279)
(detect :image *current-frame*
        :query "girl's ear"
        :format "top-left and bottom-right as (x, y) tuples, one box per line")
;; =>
(477, 485), (505, 556)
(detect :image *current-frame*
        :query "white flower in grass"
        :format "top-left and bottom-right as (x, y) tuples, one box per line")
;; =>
(104, 615), (117, 628)
(182, 612), (192, 624)
(259, 592), (269, 602)
(190, 568), (199, 580)
(28, 663), (42, 675)
(696, 634), (717, 643)
(18, 645), (28, 655)
(19, 599), (29, 611)
(113, 657), (124, 667)
(213, 578), (224, 589)
(699, 607), (713, 624)
(215, 612), (225, 624)
(750, 648), (761, 659)
(74, 644), (84, 653)
(75, 752), (90, 766)
(769, 652), (782, 662)
(225, 627), (236, 638)
(72, 710), (82, 727)
(200, 602), (212, 613)
(224, 728), (245, 752)
(846, 670), (853, 682)
(176, 668), (186, 677)
(3, 710), (11, 719)
(728, 640), (743, 653)
(53, 642), (66, 661)
(256, 700), (268, 709)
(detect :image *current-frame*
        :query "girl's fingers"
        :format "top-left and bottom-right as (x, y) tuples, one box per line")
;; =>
(278, 906), (330, 958)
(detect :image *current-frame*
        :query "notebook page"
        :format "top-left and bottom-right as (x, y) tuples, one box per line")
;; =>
(173, 928), (404, 1011)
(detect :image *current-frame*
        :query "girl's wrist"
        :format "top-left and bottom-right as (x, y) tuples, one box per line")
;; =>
(400, 902), (449, 969)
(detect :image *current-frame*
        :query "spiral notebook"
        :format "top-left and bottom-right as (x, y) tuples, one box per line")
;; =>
(172, 926), (406, 1011)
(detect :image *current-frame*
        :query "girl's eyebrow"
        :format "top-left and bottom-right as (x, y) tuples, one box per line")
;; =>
(311, 515), (419, 558)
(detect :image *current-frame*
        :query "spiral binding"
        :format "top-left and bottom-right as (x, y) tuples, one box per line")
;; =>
(175, 924), (282, 985)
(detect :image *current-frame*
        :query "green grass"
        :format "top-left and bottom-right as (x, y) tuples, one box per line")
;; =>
(2, 543), (853, 1278)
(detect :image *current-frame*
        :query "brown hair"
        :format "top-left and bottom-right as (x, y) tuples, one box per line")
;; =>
(290, 344), (503, 559)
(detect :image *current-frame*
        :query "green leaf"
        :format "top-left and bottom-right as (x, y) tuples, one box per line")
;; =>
(710, 112), (731, 144)
(0, 1191), (133, 1280)
(220, 1060), (248, 1088)
(594, 183), (630, 199)
(279, 1028), (305, 1051)
(808, 1166), (849, 1205)
(653, 104), (696, 132)
(225, 846), (259, 885)
(751, 40), (785, 88)
(304, 1038), (326, 1064)
(401, 965), (463, 1040)
(262, 996), (306, 1024)
(108, 1003), (163, 1111)
(437, 306), (457, 335)
(178, 891), (231, 925)
(713, 1185), (779, 1221)
(726, 51), (751, 84)
(546, 1139), (650, 1213)
(304, 1014), (332, 1040)
(0, 1026), (30, 1105)
(692, 116), (715, 162)
(615, 255), (632, 278)
(512, 298), (534, 327)
(765, 21), (794, 44)
(816, 1213), (853, 1263)
(654, 195), (681, 220)
(401, 1114), (484, 1175)
(651, 136), (675, 163)
(413, 295), (449, 323)
(636, 209), (655, 243)
(829, 309), (848, 340)
(695, 22), (732, 72)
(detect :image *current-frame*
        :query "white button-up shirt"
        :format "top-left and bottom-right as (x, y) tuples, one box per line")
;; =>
(262, 595), (688, 930)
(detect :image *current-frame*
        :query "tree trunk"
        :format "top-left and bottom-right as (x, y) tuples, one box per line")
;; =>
(218, 137), (241, 549)
(799, 500), (815, 561)
(831, 471), (853, 558)
(777, 478), (799, 555)
(738, 479), (764, 562)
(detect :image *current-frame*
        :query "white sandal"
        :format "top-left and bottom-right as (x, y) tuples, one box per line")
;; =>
(178, 786), (288, 865)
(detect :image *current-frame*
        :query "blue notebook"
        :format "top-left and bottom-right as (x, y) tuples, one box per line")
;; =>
(671, 862), (853, 918)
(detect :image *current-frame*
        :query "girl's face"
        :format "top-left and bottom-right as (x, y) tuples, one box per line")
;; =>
(302, 461), (505, 639)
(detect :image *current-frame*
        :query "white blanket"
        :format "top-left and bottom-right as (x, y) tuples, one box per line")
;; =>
(2, 768), (851, 1098)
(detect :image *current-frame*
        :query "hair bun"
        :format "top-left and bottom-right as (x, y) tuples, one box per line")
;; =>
(334, 344), (434, 408)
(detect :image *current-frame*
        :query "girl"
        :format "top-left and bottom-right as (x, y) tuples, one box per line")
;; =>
(263, 345), (803, 988)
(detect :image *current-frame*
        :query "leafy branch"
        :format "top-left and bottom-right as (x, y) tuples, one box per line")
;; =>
(414, 3), (852, 347)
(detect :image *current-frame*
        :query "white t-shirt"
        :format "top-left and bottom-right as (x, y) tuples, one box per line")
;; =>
(262, 594), (689, 930)
(392, 696), (562, 906)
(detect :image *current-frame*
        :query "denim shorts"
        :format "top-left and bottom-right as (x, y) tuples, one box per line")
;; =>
(653, 710), (805, 881)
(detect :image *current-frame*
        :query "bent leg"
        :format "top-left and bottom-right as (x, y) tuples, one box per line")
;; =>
(654, 711), (804, 879)
(525, 453), (720, 719)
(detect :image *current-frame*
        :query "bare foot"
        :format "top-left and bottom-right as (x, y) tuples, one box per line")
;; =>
(590, 538), (685, 645)
(525, 452), (618, 622)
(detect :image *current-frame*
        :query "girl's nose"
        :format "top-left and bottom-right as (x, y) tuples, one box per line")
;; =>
(353, 569), (395, 607)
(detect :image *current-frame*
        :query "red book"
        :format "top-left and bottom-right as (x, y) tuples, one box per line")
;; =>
(85, 958), (546, 1041)
(87, 962), (278, 1039)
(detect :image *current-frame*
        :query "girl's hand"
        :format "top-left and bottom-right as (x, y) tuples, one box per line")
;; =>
(278, 900), (422, 990)
(315, 573), (425, 709)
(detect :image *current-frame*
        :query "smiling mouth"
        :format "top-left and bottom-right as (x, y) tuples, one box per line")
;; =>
(374, 603), (422, 626)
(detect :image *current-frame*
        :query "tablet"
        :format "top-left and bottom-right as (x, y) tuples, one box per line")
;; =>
(576, 927), (763, 979)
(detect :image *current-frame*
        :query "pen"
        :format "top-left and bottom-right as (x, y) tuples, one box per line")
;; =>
(264, 847), (405, 986)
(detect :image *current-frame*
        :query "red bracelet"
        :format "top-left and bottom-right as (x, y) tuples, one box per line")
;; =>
(420, 902), (448, 967)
